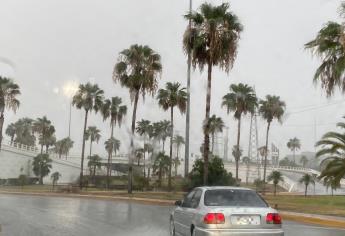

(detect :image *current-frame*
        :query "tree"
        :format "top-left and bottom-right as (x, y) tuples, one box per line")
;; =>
(51, 171), (61, 190)
(323, 176), (340, 196)
(33, 116), (55, 154)
(183, 3), (242, 185)
(287, 137), (301, 164)
(85, 126), (101, 158)
(0, 77), (20, 150)
(203, 115), (224, 153)
(72, 83), (104, 188)
(267, 171), (284, 196)
(299, 174), (315, 197)
(300, 155), (308, 168)
(315, 118), (345, 184)
(32, 153), (52, 185)
(104, 137), (120, 181)
(18, 174), (28, 190)
(88, 154), (102, 183)
(113, 44), (162, 194)
(188, 156), (236, 188)
(101, 96), (127, 185)
(12, 118), (35, 146)
(136, 119), (153, 178)
(135, 148), (144, 166)
(222, 83), (257, 181)
(5, 123), (16, 144)
(173, 135), (185, 177)
(254, 178), (264, 192)
(54, 138), (74, 159)
(157, 82), (187, 190)
(259, 95), (286, 192)
(305, 2), (345, 96)
(153, 152), (170, 187)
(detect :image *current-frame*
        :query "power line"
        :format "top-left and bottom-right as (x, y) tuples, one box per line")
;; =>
(288, 99), (345, 115)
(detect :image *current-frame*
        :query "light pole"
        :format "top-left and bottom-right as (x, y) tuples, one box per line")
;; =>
(184, 0), (193, 178)
(63, 80), (79, 138)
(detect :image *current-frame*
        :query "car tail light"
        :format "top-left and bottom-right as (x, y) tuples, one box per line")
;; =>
(204, 213), (225, 224)
(266, 213), (282, 224)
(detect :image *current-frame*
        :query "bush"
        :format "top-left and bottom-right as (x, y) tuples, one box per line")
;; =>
(186, 157), (236, 189)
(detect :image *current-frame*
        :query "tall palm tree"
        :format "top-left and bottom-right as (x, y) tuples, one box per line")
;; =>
(300, 155), (308, 168)
(287, 137), (301, 164)
(183, 3), (243, 185)
(33, 116), (55, 154)
(113, 44), (162, 193)
(316, 118), (345, 184)
(32, 153), (52, 185)
(157, 82), (187, 190)
(136, 119), (151, 177)
(0, 77), (20, 150)
(259, 95), (286, 192)
(72, 83), (104, 188)
(101, 96), (127, 183)
(222, 83), (257, 181)
(5, 123), (16, 145)
(153, 152), (170, 187)
(173, 135), (185, 177)
(85, 126), (101, 158)
(323, 176), (340, 196)
(305, 2), (345, 96)
(54, 137), (74, 159)
(13, 118), (35, 146)
(135, 148), (144, 166)
(203, 115), (224, 154)
(267, 171), (284, 196)
(51, 171), (61, 190)
(299, 174), (315, 197)
(88, 154), (102, 183)
(104, 137), (121, 179)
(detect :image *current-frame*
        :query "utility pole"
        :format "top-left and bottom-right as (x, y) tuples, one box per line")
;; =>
(184, 0), (192, 177)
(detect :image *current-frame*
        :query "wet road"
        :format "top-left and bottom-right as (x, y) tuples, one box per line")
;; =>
(0, 194), (344, 236)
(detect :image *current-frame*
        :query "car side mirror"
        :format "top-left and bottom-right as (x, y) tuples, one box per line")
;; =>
(175, 200), (182, 206)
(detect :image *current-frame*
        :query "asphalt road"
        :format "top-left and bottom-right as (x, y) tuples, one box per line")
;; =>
(0, 194), (344, 236)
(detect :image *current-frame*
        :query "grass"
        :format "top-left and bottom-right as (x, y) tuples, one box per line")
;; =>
(264, 195), (345, 217)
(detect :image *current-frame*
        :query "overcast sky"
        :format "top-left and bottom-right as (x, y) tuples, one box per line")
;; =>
(1, 0), (345, 160)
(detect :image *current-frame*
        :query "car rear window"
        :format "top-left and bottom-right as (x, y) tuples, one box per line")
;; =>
(204, 189), (268, 207)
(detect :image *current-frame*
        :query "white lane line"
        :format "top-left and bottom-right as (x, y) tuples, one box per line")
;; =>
(285, 224), (345, 231)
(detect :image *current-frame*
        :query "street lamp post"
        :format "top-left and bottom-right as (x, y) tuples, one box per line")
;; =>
(184, 0), (192, 178)
(63, 80), (79, 138)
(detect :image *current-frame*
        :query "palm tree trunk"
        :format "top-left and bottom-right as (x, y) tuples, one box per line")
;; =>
(293, 149), (296, 164)
(0, 113), (4, 150)
(235, 116), (241, 183)
(143, 151), (146, 178)
(263, 122), (271, 194)
(305, 184), (308, 197)
(203, 60), (212, 185)
(10, 135), (14, 145)
(175, 145), (180, 177)
(168, 107), (174, 191)
(211, 133), (214, 154)
(274, 184), (277, 196)
(93, 165), (96, 184)
(106, 123), (114, 189)
(162, 140), (165, 152)
(128, 91), (139, 194)
(79, 110), (89, 189)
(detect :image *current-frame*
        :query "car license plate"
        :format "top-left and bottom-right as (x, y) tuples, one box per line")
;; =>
(231, 215), (261, 225)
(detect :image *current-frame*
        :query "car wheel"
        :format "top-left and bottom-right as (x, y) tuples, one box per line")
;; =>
(170, 219), (175, 236)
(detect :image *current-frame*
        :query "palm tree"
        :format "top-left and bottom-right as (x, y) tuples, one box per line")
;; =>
(13, 118), (35, 146)
(72, 83), (104, 188)
(315, 118), (345, 184)
(51, 171), (61, 190)
(222, 83), (257, 181)
(183, 3), (243, 185)
(267, 171), (284, 196)
(323, 176), (340, 196)
(203, 115), (224, 154)
(299, 174), (315, 197)
(136, 119), (151, 177)
(135, 148), (144, 166)
(85, 126), (101, 158)
(104, 137), (120, 180)
(305, 2), (345, 96)
(33, 116), (55, 154)
(113, 44), (162, 194)
(153, 152), (170, 187)
(157, 82), (187, 190)
(259, 95), (286, 192)
(32, 153), (52, 185)
(0, 77), (20, 150)
(173, 135), (185, 177)
(5, 123), (16, 144)
(300, 155), (308, 168)
(88, 154), (102, 183)
(101, 96), (127, 183)
(287, 137), (301, 164)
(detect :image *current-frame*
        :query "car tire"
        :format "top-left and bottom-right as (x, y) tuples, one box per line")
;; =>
(170, 219), (175, 236)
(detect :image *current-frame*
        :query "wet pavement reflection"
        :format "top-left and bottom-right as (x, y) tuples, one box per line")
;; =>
(0, 194), (344, 236)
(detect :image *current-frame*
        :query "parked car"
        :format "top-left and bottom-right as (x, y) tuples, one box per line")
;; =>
(170, 186), (284, 236)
